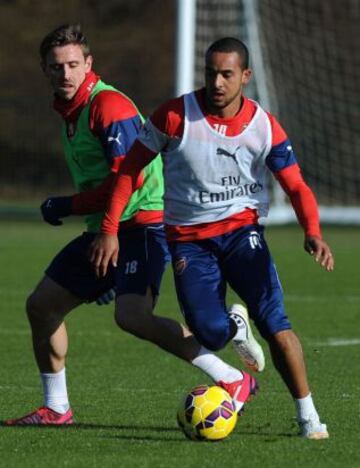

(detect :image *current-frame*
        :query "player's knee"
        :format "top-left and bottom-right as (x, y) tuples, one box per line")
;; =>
(26, 291), (65, 327)
(114, 307), (130, 331)
(256, 311), (292, 340)
(250, 294), (291, 340)
(114, 305), (147, 335)
(26, 292), (46, 321)
(270, 328), (298, 353)
(115, 293), (154, 336)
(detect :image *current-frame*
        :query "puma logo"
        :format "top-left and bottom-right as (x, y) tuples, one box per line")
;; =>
(216, 146), (242, 167)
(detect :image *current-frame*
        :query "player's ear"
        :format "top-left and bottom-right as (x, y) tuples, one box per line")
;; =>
(85, 54), (93, 72)
(242, 68), (252, 85)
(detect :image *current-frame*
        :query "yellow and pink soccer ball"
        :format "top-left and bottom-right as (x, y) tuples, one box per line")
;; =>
(177, 384), (238, 441)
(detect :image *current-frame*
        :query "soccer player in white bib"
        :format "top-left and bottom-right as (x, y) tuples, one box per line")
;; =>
(90, 38), (334, 439)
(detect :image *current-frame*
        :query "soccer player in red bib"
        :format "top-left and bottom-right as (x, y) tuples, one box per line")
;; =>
(90, 37), (334, 439)
(4, 27), (265, 427)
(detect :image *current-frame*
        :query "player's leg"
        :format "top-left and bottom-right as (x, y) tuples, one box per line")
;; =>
(114, 225), (201, 360)
(3, 275), (81, 426)
(223, 225), (303, 392)
(169, 238), (233, 351)
(114, 226), (256, 413)
(224, 225), (328, 438)
(168, 237), (258, 412)
(27, 276), (83, 373)
(115, 225), (236, 355)
(267, 330), (328, 438)
(4, 233), (115, 426)
(116, 289), (255, 414)
(116, 290), (199, 361)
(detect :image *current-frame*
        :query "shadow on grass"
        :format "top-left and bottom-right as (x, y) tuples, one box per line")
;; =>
(0, 421), (188, 442)
(1, 420), (297, 441)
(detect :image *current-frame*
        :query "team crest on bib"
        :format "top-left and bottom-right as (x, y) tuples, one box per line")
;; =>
(174, 257), (187, 275)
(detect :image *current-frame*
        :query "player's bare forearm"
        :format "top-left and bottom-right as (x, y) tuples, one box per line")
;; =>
(304, 235), (334, 271)
(89, 233), (119, 277)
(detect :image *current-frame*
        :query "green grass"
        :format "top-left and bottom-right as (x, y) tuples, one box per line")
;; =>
(0, 221), (359, 467)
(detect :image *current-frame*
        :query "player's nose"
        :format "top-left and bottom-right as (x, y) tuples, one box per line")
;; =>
(214, 74), (223, 88)
(63, 65), (72, 80)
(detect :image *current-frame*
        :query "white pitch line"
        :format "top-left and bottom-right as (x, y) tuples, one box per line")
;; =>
(0, 385), (38, 391)
(312, 338), (360, 347)
(285, 295), (360, 303)
(0, 329), (115, 337)
(0, 330), (359, 347)
(1, 295), (359, 304)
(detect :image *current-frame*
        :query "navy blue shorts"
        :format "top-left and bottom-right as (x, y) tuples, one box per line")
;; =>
(168, 224), (291, 349)
(114, 224), (171, 297)
(46, 224), (170, 303)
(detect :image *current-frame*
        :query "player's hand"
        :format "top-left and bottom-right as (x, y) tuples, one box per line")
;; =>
(89, 233), (119, 277)
(304, 235), (334, 271)
(96, 287), (117, 305)
(40, 196), (72, 226)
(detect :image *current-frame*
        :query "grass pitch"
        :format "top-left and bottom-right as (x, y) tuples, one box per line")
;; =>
(0, 221), (359, 467)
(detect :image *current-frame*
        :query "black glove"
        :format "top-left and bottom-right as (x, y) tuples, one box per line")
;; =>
(40, 196), (73, 226)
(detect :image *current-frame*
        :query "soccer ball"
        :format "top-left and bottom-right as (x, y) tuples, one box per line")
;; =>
(177, 384), (238, 441)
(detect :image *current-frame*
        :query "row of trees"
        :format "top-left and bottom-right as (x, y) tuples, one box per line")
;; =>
(0, 0), (175, 197)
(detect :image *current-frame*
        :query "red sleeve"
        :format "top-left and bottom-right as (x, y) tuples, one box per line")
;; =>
(275, 164), (321, 238)
(71, 173), (115, 214)
(71, 157), (144, 215)
(101, 140), (157, 234)
(266, 111), (288, 146)
(70, 92), (145, 216)
(89, 90), (139, 136)
(149, 96), (185, 138)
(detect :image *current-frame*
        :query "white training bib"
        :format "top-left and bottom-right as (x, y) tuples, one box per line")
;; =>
(162, 92), (273, 225)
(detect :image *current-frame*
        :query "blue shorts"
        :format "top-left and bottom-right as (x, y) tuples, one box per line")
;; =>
(46, 224), (170, 303)
(168, 224), (291, 350)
